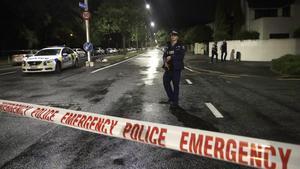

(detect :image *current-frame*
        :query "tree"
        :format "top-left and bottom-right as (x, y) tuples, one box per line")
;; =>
(92, 0), (147, 49)
(156, 30), (168, 46)
(1, 0), (85, 50)
(294, 27), (300, 38)
(183, 25), (213, 44)
(214, 0), (230, 41)
(213, 0), (245, 41)
(235, 31), (259, 40)
(231, 0), (245, 38)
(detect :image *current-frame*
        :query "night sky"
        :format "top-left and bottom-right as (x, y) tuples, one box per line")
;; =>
(149, 0), (217, 30)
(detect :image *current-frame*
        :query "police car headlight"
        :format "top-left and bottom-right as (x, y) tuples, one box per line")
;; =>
(44, 60), (54, 66)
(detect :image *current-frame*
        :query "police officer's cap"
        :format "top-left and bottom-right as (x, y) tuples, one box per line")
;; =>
(170, 30), (179, 36)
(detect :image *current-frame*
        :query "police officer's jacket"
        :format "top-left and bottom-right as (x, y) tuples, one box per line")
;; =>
(162, 42), (185, 71)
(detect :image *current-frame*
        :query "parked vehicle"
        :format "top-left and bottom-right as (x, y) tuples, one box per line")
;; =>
(111, 48), (119, 53)
(10, 50), (37, 66)
(94, 47), (105, 55)
(105, 48), (113, 54)
(73, 48), (86, 58)
(22, 46), (79, 73)
(127, 47), (136, 52)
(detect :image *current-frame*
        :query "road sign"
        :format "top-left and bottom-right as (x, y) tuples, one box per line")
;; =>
(83, 42), (93, 52)
(79, 2), (87, 10)
(82, 11), (91, 20)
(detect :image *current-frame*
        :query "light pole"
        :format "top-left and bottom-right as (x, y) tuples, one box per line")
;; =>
(149, 21), (155, 47)
(84, 0), (92, 66)
(150, 21), (155, 28)
(146, 3), (150, 10)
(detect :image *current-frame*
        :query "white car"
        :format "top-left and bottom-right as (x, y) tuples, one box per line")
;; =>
(127, 47), (136, 52)
(94, 47), (105, 55)
(22, 46), (79, 73)
(112, 48), (119, 53)
(106, 48), (113, 54)
(73, 48), (86, 58)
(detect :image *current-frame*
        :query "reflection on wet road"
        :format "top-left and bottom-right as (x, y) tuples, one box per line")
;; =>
(0, 49), (300, 169)
(140, 50), (160, 85)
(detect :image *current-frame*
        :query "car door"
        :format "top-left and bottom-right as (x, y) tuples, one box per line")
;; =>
(61, 48), (72, 68)
(78, 49), (86, 58)
(67, 48), (76, 67)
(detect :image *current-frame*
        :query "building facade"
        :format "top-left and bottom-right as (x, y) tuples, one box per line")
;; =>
(242, 0), (300, 39)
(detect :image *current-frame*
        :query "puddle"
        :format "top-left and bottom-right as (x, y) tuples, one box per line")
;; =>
(43, 102), (82, 111)
(169, 107), (219, 132)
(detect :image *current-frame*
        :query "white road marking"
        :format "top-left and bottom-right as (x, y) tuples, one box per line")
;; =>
(184, 66), (194, 72)
(0, 66), (20, 71)
(205, 103), (224, 118)
(91, 55), (139, 74)
(220, 74), (240, 78)
(0, 65), (12, 69)
(0, 71), (17, 76)
(277, 78), (300, 81)
(185, 79), (193, 85)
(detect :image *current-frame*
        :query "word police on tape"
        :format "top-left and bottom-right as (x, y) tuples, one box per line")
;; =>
(0, 99), (299, 169)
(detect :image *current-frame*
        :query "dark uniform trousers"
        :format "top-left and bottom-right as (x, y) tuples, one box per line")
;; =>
(221, 43), (227, 62)
(163, 70), (181, 104)
(162, 42), (185, 105)
(211, 45), (218, 63)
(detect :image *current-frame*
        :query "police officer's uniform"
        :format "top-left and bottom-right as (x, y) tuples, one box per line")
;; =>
(211, 42), (218, 63)
(221, 41), (227, 62)
(162, 31), (185, 107)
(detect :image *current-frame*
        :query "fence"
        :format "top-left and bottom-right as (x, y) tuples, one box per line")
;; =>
(209, 39), (300, 61)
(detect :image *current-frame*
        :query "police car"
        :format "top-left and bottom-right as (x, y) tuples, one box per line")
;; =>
(22, 46), (79, 73)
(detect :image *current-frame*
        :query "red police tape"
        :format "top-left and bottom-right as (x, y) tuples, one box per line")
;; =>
(0, 99), (299, 169)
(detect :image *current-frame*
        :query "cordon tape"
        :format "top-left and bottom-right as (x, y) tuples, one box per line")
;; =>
(0, 99), (299, 169)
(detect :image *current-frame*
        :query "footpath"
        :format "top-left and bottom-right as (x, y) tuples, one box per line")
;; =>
(184, 53), (278, 77)
(85, 50), (145, 70)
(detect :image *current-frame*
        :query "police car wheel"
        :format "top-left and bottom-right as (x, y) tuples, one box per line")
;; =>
(74, 59), (79, 68)
(55, 62), (62, 73)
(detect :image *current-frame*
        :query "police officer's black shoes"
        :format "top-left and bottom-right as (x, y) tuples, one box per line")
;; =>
(170, 102), (180, 109)
(159, 99), (172, 105)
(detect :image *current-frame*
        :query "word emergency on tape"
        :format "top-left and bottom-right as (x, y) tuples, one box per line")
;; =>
(0, 99), (299, 169)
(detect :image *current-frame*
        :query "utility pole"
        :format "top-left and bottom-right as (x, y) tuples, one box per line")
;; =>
(84, 0), (91, 62)
(84, 0), (92, 66)
(136, 26), (138, 49)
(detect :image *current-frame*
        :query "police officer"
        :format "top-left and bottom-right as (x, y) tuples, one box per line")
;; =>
(162, 30), (185, 108)
(221, 40), (227, 62)
(211, 41), (218, 63)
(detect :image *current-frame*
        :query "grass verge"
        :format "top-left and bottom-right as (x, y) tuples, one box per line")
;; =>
(271, 54), (300, 75)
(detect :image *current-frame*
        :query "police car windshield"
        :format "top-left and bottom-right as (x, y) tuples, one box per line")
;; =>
(36, 49), (61, 56)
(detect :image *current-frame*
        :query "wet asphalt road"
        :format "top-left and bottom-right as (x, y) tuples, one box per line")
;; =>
(0, 49), (300, 169)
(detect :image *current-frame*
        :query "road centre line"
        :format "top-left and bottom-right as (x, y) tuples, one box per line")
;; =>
(0, 71), (17, 76)
(185, 79), (193, 85)
(219, 74), (240, 78)
(91, 55), (140, 74)
(184, 66), (195, 72)
(0, 65), (13, 69)
(205, 103), (224, 118)
(277, 78), (300, 81)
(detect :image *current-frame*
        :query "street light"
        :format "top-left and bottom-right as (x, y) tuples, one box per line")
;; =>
(150, 21), (155, 28)
(146, 3), (150, 10)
